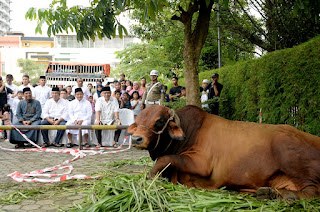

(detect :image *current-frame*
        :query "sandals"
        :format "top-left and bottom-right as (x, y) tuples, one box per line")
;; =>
(83, 143), (90, 148)
(112, 143), (119, 148)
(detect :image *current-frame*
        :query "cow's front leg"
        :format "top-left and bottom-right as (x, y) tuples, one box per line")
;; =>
(150, 154), (210, 178)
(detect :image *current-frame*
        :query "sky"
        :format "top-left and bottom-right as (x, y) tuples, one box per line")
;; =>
(10, 0), (89, 36)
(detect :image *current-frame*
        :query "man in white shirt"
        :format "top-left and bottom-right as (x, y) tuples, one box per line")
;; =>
(66, 88), (92, 148)
(41, 87), (69, 147)
(71, 78), (91, 100)
(5, 74), (18, 106)
(18, 74), (35, 98)
(34, 76), (51, 110)
(94, 86), (120, 147)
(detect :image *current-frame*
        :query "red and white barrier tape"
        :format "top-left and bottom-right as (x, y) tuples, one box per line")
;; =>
(0, 125), (132, 183)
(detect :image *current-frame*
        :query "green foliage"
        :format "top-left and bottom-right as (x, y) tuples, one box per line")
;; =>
(17, 59), (47, 84)
(25, 0), (167, 41)
(200, 36), (320, 135)
(114, 42), (180, 81)
(224, 0), (320, 52)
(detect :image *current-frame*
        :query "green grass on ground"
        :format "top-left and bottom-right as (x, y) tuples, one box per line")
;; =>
(1, 157), (320, 211)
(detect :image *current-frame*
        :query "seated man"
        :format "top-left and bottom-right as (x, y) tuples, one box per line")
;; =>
(66, 88), (92, 148)
(41, 87), (69, 147)
(94, 86), (120, 147)
(10, 87), (42, 148)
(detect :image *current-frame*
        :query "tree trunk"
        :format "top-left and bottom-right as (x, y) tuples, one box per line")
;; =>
(181, 1), (214, 107)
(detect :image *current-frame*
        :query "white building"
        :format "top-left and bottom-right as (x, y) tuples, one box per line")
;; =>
(0, 0), (10, 36)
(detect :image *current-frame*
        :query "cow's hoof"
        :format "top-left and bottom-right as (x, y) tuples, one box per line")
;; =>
(256, 187), (279, 200)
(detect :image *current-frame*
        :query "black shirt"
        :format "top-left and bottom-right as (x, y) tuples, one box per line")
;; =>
(0, 86), (13, 108)
(169, 86), (182, 101)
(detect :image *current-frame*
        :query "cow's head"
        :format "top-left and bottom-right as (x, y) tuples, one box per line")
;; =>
(128, 105), (185, 149)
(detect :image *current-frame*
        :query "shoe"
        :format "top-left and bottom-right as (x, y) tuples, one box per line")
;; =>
(112, 143), (119, 148)
(14, 144), (25, 149)
(66, 143), (73, 148)
(25, 143), (35, 148)
(53, 143), (62, 147)
(83, 143), (90, 148)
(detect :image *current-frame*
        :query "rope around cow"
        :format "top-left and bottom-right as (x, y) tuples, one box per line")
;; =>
(0, 125), (132, 183)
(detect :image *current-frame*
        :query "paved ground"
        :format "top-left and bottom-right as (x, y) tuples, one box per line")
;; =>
(0, 140), (149, 211)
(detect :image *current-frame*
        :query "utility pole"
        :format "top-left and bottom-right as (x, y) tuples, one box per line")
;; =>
(217, 1), (221, 68)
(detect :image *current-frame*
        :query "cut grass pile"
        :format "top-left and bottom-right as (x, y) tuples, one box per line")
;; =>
(1, 157), (320, 211)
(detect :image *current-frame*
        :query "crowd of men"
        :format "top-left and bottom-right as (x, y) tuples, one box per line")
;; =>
(0, 70), (222, 149)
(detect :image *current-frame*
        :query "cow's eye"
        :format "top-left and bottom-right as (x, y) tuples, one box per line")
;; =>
(154, 118), (166, 131)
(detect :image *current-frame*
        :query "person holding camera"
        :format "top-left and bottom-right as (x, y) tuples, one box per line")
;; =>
(208, 73), (223, 115)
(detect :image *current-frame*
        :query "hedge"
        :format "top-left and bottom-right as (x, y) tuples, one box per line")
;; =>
(199, 36), (320, 135)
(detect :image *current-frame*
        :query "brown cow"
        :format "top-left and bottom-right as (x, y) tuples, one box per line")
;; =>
(127, 105), (320, 199)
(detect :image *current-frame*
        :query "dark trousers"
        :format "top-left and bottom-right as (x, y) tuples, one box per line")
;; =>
(95, 129), (121, 145)
(41, 119), (66, 144)
(209, 102), (220, 115)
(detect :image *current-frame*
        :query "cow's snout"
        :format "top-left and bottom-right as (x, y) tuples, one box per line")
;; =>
(131, 136), (143, 145)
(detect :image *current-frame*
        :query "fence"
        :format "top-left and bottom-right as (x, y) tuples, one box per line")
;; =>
(0, 124), (129, 150)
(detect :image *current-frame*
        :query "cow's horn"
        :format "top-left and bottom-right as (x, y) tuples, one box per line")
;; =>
(169, 109), (181, 127)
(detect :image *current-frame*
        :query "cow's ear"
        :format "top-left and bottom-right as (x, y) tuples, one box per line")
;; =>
(127, 123), (137, 134)
(168, 121), (185, 141)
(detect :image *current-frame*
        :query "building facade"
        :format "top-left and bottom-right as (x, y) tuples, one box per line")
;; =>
(0, 34), (140, 79)
(0, 0), (10, 36)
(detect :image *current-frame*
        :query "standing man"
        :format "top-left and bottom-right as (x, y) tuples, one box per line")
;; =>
(141, 70), (164, 109)
(10, 87), (42, 148)
(18, 74), (35, 98)
(41, 87), (69, 147)
(0, 76), (14, 115)
(34, 76), (51, 110)
(5, 74), (18, 106)
(66, 88), (92, 148)
(71, 78), (91, 100)
(208, 73), (223, 115)
(169, 76), (182, 102)
(94, 86), (120, 147)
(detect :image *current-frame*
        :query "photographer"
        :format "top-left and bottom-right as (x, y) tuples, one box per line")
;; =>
(208, 73), (223, 115)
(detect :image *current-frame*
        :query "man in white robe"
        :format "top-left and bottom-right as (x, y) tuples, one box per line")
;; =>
(71, 78), (91, 100)
(66, 88), (92, 148)
(94, 86), (120, 147)
(34, 76), (51, 110)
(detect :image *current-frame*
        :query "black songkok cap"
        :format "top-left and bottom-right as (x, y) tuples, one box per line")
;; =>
(75, 88), (83, 93)
(23, 87), (31, 93)
(52, 87), (60, 92)
(39, 76), (46, 79)
(101, 86), (111, 92)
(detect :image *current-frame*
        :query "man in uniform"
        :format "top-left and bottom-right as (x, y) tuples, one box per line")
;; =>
(141, 70), (164, 109)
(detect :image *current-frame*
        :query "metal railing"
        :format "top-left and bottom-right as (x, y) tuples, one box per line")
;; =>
(0, 124), (129, 150)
